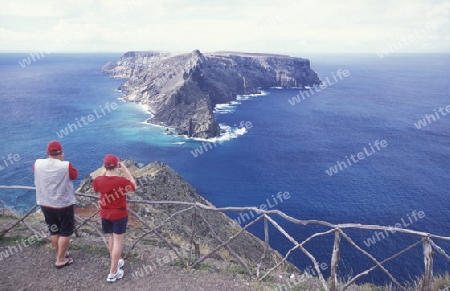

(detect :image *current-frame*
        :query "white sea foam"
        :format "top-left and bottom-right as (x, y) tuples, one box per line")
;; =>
(216, 91), (268, 111)
(214, 103), (236, 114)
(236, 90), (268, 101)
(189, 124), (247, 143)
(172, 142), (186, 146)
(138, 103), (154, 115)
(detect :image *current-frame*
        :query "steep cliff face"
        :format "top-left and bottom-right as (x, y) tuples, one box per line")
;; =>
(103, 50), (320, 138)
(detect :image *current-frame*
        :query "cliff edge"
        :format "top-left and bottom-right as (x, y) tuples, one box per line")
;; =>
(102, 50), (320, 138)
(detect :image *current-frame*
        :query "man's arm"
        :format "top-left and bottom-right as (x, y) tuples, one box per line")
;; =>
(68, 163), (78, 180)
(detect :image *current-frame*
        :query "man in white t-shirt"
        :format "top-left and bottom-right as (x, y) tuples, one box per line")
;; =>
(34, 141), (78, 268)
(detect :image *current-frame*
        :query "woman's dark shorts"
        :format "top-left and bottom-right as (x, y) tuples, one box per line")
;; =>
(102, 216), (128, 235)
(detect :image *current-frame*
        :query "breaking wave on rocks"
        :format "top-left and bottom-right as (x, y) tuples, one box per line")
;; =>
(189, 124), (247, 143)
(218, 124), (247, 140)
(214, 101), (241, 114)
(236, 90), (268, 101)
(203, 91), (269, 142)
(214, 90), (268, 114)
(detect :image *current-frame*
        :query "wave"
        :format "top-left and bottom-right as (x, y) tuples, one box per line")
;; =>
(236, 90), (268, 101)
(137, 103), (155, 115)
(215, 91), (268, 113)
(188, 124), (247, 143)
(271, 86), (313, 90)
(214, 102), (237, 114)
(219, 124), (247, 141)
(208, 91), (267, 142)
(171, 141), (186, 146)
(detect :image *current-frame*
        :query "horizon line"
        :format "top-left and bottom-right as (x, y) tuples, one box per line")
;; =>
(1, 51), (450, 55)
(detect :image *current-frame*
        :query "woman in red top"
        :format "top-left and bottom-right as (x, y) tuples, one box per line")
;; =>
(93, 154), (136, 282)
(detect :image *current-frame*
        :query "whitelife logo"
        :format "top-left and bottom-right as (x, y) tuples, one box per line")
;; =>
(234, 192), (290, 226)
(325, 140), (388, 176)
(363, 211), (426, 247)
(414, 105), (450, 129)
(288, 69), (350, 106)
(56, 102), (118, 138)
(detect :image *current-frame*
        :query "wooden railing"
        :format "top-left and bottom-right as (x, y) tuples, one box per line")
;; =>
(1, 185), (449, 291)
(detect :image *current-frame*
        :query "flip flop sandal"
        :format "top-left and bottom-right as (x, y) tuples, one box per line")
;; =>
(55, 257), (74, 269)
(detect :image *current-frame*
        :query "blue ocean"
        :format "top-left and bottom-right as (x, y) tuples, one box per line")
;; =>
(0, 53), (449, 284)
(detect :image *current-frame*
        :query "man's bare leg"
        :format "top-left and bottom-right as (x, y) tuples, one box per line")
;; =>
(55, 236), (71, 266)
(50, 234), (59, 252)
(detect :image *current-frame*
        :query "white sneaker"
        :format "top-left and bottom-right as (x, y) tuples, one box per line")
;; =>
(106, 268), (124, 282)
(118, 259), (125, 269)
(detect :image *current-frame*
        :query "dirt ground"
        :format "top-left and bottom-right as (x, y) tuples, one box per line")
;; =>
(0, 239), (265, 291)
(0, 212), (297, 291)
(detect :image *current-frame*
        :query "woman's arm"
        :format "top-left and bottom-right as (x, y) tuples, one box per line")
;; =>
(118, 162), (137, 189)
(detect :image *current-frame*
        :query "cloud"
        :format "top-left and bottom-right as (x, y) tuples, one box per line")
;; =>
(1, 0), (63, 17)
(0, 0), (449, 53)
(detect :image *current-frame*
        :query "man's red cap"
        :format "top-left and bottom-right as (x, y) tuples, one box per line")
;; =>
(47, 141), (62, 155)
(104, 154), (119, 168)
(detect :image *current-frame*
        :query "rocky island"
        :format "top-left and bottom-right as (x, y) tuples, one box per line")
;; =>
(102, 50), (321, 139)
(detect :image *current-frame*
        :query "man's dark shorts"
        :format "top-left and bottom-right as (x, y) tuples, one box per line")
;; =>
(41, 205), (74, 237)
(102, 216), (128, 235)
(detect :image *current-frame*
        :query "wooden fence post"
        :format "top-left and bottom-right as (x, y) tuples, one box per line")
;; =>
(188, 206), (197, 266)
(257, 215), (270, 278)
(330, 229), (341, 291)
(422, 237), (433, 291)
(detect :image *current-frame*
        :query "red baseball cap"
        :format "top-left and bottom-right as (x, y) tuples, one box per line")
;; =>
(104, 154), (119, 168)
(47, 141), (62, 155)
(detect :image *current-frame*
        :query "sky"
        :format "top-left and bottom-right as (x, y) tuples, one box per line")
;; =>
(0, 0), (449, 55)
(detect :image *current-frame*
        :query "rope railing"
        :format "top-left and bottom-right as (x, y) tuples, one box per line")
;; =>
(1, 185), (449, 291)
